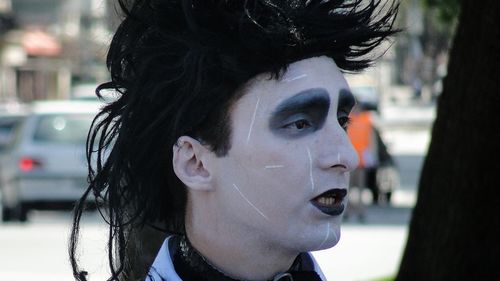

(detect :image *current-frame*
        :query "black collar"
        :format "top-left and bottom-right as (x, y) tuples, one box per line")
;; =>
(169, 235), (322, 281)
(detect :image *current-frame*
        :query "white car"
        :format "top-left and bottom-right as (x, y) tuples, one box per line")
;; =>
(0, 100), (101, 222)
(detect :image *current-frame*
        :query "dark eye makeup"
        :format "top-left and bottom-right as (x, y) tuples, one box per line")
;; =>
(337, 89), (356, 115)
(337, 89), (355, 131)
(269, 87), (355, 138)
(338, 116), (352, 130)
(269, 88), (330, 138)
(281, 114), (314, 132)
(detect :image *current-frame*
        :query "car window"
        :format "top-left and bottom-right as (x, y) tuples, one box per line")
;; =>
(0, 115), (26, 152)
(33, 114), (94, 144)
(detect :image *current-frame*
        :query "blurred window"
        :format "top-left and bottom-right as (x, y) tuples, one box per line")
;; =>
(0, 116), (26, 151)
(0, 117), (23, 141)
(33, 114), (93, 144)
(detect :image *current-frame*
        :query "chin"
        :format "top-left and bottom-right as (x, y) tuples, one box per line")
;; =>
(290, 227), (342, 253)
(314, 236), (340, 251)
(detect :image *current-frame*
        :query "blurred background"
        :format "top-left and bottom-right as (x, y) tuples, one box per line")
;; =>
(0, 0), (458, 280)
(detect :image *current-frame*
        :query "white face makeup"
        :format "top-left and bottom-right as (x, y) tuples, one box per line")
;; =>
(281, 74), (308, 83)
(207, 56), (358, 253)
(246, 97), (261, 143)
(306, 146), (315, 192)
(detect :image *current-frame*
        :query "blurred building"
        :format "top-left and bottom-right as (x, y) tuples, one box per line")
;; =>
(393, 0), (453, 101)
(0, 0), (118, 103)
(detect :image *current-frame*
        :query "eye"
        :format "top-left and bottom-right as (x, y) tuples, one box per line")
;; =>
(273, 113), (320, 138)
(338, 116), (351, 130)
(283, 119), (312, 131)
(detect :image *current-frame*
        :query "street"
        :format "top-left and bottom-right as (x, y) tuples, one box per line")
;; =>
(0, 205), (414, 281)
(0, 206), (412, 281)
(0, 212), (110, 281)
(0, 101), (434, 281)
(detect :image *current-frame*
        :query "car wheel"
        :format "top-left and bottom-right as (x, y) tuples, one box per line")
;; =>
(2, 203), (28, 222)
(19, 204), (28, 222)
(2, 205), (13, 222)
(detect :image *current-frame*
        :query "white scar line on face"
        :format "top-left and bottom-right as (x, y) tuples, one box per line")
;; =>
(246, 97), (261, 143)
(316, 223), (332, 250)
(232, 183), (270, 221)
(264, 165), (285, 169)
(332, 227), (338, 242)
(282, 74), (308, 82)
(307, 147), (315, 191)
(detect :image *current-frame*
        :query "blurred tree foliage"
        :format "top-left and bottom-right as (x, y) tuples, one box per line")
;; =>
(393, 0), (457, 92)
(419, 0), (457, 57)
(424, 0), (460, 24)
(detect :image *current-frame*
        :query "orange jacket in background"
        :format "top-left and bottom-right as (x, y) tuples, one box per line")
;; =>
(348, 111), (376, 168)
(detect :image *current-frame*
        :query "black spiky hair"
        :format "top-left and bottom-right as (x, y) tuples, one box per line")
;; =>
(70, 0), (399, 280)
(113, 0), (398, 82)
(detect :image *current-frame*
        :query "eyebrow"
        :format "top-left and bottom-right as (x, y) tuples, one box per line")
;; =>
(272, 88), (331, 116)
(338, 89), (356, 112)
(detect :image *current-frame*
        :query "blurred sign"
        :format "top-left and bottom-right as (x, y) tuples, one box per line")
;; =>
(21, 29), (61, 57)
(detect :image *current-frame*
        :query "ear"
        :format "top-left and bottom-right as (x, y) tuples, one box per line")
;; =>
(172, 136), (213, 191)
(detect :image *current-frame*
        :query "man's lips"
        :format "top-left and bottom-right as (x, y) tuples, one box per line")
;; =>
(310, 188), (347, 216)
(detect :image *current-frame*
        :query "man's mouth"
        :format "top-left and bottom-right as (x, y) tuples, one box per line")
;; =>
(310, 188), (347, 216)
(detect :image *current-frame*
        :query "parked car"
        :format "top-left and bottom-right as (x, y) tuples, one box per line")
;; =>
(0, 100), (101, 222)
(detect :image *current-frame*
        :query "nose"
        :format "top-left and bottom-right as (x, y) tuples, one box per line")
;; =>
(315, 121), (359, 172)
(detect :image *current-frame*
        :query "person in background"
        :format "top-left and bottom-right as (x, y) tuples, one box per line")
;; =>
(346, 104), (379, 222)
(366, 126), (398, 204)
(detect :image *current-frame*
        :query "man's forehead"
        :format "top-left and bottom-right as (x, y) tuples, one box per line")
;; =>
(232, 57), (348, 112)
(245, 81), (347, 113)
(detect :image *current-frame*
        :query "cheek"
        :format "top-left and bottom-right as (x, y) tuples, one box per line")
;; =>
(245, 140), (302, 171)
(214, 144), (309, 225)
(243, 141), (311, 198)
(222, 134), (314, 210)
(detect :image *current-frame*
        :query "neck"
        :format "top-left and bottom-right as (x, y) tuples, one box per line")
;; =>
(185, 197), (298, 281)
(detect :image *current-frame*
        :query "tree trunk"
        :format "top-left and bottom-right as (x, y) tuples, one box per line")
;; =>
(396, 1), (500, 280)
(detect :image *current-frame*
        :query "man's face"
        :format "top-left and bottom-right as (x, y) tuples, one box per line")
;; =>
(207, 56), (358, 253)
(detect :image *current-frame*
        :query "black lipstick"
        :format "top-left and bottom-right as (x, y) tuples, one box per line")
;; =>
(310, 188), (347, 216)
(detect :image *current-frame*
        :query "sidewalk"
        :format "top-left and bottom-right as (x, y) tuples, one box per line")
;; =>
(313, 200), (413, 281)
(313, 224), (408, 281)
